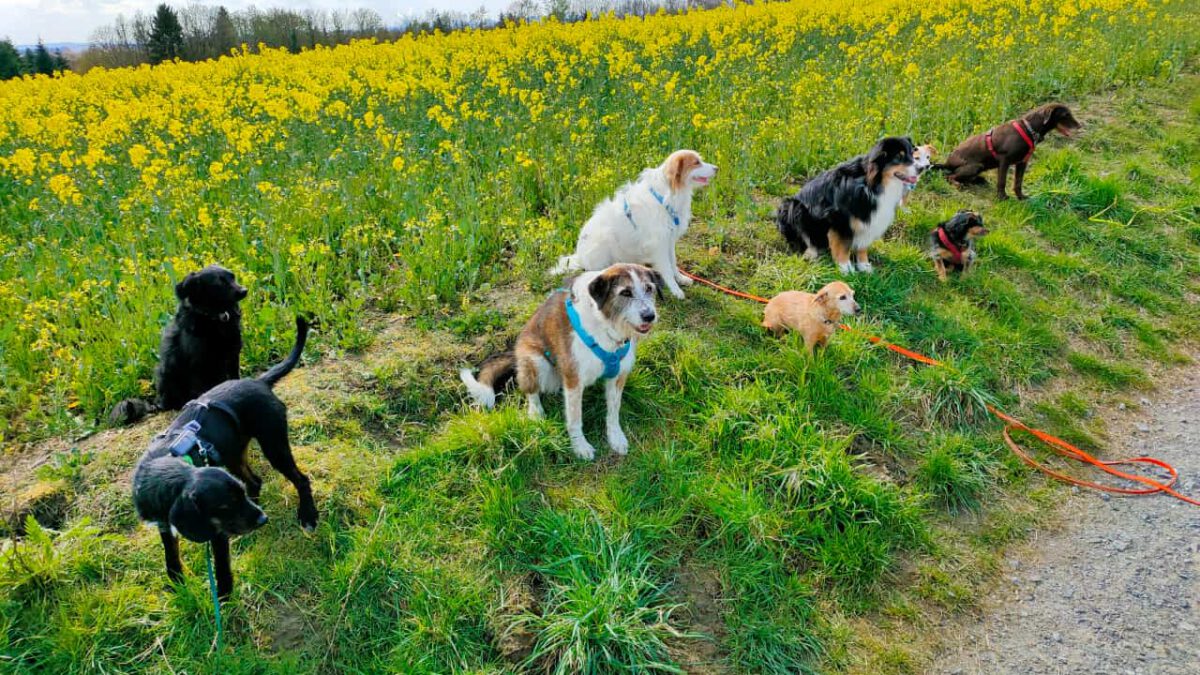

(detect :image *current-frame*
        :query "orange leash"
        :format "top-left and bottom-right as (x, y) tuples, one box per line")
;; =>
(679, 268), (1199, 506)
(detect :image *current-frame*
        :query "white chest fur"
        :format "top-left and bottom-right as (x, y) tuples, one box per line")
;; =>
(852, 179), (905, 250)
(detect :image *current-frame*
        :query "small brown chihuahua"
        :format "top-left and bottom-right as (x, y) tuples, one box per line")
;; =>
(762, 281), (860, 354)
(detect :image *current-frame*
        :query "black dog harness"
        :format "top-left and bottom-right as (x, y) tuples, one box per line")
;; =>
(159, 398), (242, 467)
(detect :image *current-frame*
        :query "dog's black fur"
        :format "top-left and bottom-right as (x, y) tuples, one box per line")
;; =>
(131, 316), (314, 598)
(776, 136), (916, 256)
(110, 265), (247, 425)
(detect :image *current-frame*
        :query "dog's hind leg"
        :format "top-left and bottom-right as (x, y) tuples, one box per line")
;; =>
(229, 454), (264, 502)
(257, 417), (318, 532)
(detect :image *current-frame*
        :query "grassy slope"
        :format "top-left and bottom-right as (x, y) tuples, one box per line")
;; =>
(2, 72), (1199, 673)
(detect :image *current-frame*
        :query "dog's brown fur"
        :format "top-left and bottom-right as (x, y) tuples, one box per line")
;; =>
(762, 281), (860, 354)
(939, 103), (1081, 200)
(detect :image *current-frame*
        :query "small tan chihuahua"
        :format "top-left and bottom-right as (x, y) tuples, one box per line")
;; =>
(762, 281), (860, 354)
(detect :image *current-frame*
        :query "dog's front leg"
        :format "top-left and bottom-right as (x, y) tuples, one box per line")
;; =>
(854, 247), (873, 274)
(652, 253), (686, 299)
(828, 230), (853, 274)
(604, 375), (629, 456)
(212, 534), (233, 598)
(160, 528), (184, 586)
(563, 383), (596, 460)
(1013, 162), (1028, 200)
(669, 245), (691, 287)
(995, 159), (1011, 200)
(933, 257), (947, 282)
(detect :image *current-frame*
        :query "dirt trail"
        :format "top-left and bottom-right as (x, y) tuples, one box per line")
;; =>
(933, 363), (1200, 675)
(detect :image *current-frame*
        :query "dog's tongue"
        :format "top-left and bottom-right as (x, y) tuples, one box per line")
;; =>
(638, 323), (653, 333)
(902, 175), (919, 184)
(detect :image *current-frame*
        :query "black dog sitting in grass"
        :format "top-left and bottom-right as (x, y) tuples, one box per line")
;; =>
(110, 264), (248, 425)
(929, 210), (988, 281)
(132, 316), (315, 598)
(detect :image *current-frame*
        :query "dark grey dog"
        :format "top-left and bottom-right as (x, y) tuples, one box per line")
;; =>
(132, 316), (315, 597)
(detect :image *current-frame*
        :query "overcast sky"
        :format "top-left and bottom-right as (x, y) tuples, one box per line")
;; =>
(2, 0), (513, 46)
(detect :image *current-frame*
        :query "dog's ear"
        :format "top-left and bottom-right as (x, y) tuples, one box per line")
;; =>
(1026, 104), (1054, 133)
(588, 273), (613, 306)
(864, 150), (882, 187)
(814, 290), (830, 305)
(169, 491), (217, 543)
(175, 272), (194, 301)
(649, 269), (667, 300)
(665, 152), (690, 193)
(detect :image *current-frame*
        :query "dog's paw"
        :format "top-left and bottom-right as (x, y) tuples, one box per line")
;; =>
(802, 248), (820, 262)
(669, 287), (686, 300)
(607, 427), (629, 456)
(838, 262), (854, 275)
(676, 274), (693, 286)
(856, 261), (874, 274)
(571, 440), (597, 461)
(298, 509), (319, 533)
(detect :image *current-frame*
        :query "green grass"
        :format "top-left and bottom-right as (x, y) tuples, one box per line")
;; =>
(2, 48), (1200, 675)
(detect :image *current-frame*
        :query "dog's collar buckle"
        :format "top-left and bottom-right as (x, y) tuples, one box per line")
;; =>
(563, 295), (630, 379)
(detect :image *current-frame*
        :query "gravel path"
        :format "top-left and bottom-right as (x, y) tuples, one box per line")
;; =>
(933, 365), (1200, 675)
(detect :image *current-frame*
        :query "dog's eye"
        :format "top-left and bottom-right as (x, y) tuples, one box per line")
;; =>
(620, 288), (633, 297)
(839, 295), (846, 300)
(644, 285), (653, 293)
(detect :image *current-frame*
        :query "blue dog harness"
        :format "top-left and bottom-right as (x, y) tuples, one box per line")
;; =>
(623, 182), (681, 230)
(562, 293), (631, 379)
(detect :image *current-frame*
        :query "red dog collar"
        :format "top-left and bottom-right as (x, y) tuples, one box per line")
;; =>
(937, 226), (964, 265)
(986, 120), (1037, 164)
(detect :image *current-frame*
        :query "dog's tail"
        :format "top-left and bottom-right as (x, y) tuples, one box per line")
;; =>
(549, 254), (579, 276)
(459, 351), (517, 409)
(258, 316), (312, 388)
(775, 197), (809, 253)
(108, 398), (158, 426)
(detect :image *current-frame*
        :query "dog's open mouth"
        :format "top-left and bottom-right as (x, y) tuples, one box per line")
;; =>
(1057, 124), (1075, 137)
(898, 173), (919, 184)
(635, 323), (654, 334)
(692, 176), (710, 186)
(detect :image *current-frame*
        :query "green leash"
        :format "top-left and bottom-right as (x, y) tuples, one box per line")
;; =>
(204, 543), (223, 651)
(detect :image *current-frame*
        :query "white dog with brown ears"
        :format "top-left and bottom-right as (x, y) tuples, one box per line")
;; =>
(552, 150), (718, 299)
(460, 264), (664, 460)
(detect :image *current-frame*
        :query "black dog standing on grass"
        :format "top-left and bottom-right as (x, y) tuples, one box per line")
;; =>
(936, 103), (1081, 200)
(110, 265), (247, 425)
(132, 316), (315, 598)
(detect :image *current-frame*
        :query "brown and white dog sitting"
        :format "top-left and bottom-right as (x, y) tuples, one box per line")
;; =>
(936, 103), (1080, 200)
(551, 150), (718, 299)
(460, 264), (664, 460)
(762, 281), (860, 354)
(929, 210), (988, 281)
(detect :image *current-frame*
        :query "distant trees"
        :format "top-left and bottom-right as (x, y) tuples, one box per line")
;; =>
(0, 40), (21, 80)
(147, 4), (185, 64)
(71, 0), (727, 73)
(0, 38), (69, 80)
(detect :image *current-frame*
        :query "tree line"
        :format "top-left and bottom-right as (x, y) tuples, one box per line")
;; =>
(3, 0), (726, 78)
(0, 40), (71, 80)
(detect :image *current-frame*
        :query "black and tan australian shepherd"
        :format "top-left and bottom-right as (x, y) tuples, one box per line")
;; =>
(776, 136), (918, 274)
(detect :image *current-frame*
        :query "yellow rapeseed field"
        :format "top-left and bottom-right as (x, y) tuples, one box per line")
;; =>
(0, 0), (1195, 444)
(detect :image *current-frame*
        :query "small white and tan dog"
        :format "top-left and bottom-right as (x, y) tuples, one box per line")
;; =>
(552, 150), (717, 299)
(460, 264), (664, 460)
(902, 144), (937, 207)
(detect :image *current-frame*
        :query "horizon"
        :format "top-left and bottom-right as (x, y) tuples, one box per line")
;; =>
(1, 0), (511, 46)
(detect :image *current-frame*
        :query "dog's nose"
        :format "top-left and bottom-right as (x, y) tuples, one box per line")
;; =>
(256, 512), (268, 526)
(853, 303), (862, 314)
(236, 287), (248, 300)
(641, 310), (657, 323)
